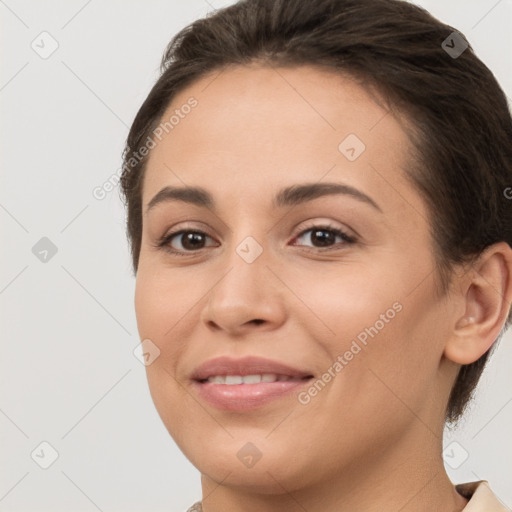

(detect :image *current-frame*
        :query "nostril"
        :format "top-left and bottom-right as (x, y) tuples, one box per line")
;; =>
(251, 319), (264, 325)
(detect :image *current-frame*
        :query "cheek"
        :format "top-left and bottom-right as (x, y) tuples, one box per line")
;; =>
(134, 268), (193, 372)
(339, 284), (447, 419)
(134, 263), (198, 337)
(134, 271), (181, 385)
(134, 276), (150, 335)
(301, 262), (438, 405)
(297, 265), (401, 350)
(134, 270), (194, 438)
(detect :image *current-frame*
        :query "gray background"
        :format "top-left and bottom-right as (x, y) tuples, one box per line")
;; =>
(1, 0), (511, 510)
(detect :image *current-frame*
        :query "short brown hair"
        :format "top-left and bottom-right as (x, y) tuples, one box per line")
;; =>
(120, 0), (512, 424)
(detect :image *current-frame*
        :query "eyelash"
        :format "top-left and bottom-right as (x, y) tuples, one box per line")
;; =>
(154, 222), (357, 257)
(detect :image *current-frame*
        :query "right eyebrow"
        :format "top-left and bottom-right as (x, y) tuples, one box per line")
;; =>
(145, 186), (214, 215)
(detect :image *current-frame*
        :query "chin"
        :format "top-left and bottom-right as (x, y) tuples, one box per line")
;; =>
(182, 437), (317, 494)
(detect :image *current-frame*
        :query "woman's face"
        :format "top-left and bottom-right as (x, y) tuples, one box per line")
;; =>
(134, 64), (459, 492)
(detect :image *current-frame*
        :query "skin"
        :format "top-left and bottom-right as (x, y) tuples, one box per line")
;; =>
(134, 63), (512, 512)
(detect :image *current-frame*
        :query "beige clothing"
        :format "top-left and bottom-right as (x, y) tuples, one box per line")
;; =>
(186, 480), (510, 511)
(455, 480), (510, 511)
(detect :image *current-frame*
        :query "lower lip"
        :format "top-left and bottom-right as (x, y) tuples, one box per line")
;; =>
(192, 378), (313, 411)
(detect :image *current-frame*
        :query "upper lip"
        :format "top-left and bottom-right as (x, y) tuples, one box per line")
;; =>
(191, 356), (314, 381)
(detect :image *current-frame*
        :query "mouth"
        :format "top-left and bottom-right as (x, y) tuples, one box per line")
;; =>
(190, 356), (314, 411)
(192, 375), (314, 411)
(197, 373), (309, 384)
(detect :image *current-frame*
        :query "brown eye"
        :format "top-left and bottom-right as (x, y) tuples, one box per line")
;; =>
(175, 231), (208, 251)
(158, 230), (218, 256)
(292, 225), (356, 250)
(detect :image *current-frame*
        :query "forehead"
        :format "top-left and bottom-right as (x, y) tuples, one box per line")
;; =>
(141, 63), (418, 216)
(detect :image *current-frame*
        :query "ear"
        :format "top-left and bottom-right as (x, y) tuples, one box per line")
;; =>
(444, 241), (512, 365)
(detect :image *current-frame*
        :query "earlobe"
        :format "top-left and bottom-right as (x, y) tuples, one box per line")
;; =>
(444, 242), (512, 366)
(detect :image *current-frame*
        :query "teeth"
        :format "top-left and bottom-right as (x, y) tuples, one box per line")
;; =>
(208, 375), (225, 384)
(205, 373), (298, 384)
(225, 375), (243, 385)
(242, 374), (262, 384)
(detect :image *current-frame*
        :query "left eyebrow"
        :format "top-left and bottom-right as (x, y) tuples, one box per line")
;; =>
(273, 182), (382, 212)
(145, 181), (382, 215)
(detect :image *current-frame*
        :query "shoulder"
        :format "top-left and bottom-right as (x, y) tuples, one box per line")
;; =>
(457, 480), (510, 511)
(185, 501), (202, 512)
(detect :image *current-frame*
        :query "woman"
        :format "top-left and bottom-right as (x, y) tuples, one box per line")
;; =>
(120, 0), (512, 510)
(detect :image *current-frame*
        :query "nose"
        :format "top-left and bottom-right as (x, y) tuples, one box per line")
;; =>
(199, 240), (287, 336)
